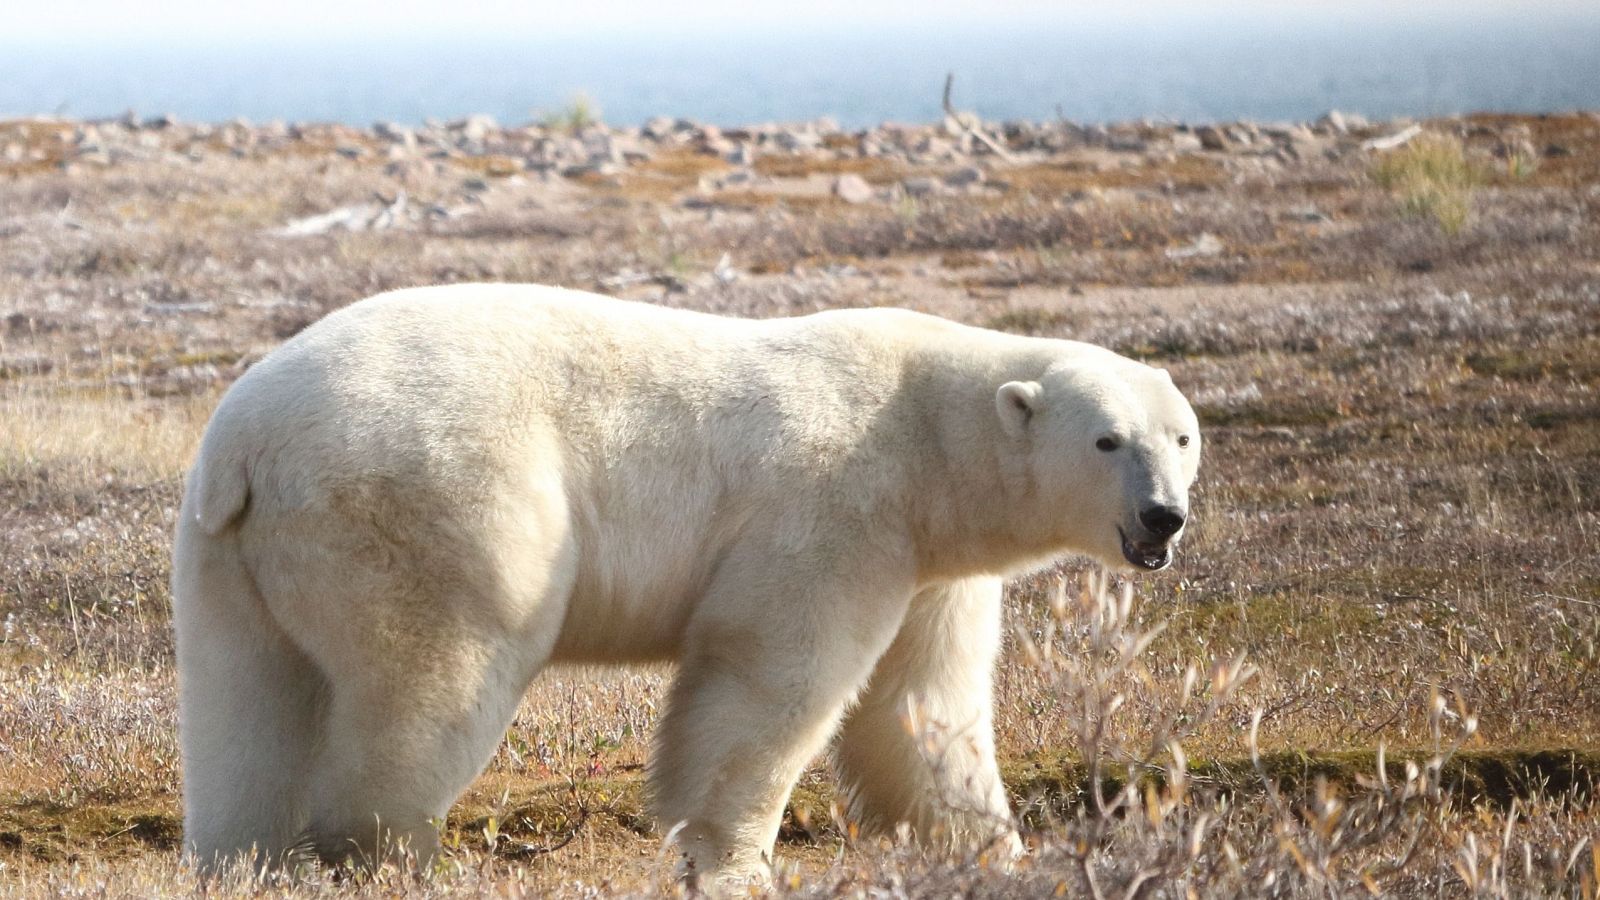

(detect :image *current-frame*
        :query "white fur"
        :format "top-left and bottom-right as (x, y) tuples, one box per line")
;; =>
(172, 284), (1201, 884)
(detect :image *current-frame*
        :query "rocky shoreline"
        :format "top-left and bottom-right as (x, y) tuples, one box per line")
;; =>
(4, 108), (1569, 201)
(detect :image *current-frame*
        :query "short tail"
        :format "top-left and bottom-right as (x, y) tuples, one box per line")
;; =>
(185, 415), (252, 536)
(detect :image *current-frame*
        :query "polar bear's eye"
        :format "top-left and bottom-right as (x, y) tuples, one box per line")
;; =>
(1095, 437), (1118, 452)
(1177, 435), (1191, 448)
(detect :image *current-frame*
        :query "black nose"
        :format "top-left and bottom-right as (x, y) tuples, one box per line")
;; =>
(1140, 505), (1186, 538)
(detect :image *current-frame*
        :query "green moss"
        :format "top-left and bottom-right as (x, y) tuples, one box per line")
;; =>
(173, 350), (243, 368)
(1006, 748), (1600, 826)
(449, 771), (840, 857)
(987, 308), (1074, 336)
(1525, 407), (1600, 431)
(1168, 591), (1388, 654)
(1197, 402), (1343, 428)
(0, 797), (180, 861)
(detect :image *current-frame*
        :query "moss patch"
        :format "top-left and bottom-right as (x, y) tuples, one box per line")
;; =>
(1006, 748), (1600, 826)
(0, 797), (180, 861)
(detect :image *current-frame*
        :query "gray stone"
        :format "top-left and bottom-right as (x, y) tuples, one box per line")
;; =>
(642, 116), (676, 140)
(1169, 132), (1204, 153)
(1286, 134), (1331, 161)
(374, 121), (416, 146)
(1258, 121), (1300, 140)
(912, 135), (956, 160)
(1107, 130), (1147, 153)
(1284, 206), (1330, 223)
(563, 161), (620, 178)
(945, 166), (985, 187)
(773, 128), (821, 152)
(452, 114), (498, 143)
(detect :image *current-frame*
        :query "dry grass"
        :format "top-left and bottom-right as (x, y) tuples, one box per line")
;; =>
(1, 111), (1598, 896)
(1372, 134), (1481, 235)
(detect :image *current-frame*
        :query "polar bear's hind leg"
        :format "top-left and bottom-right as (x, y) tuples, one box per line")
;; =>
(174, 515), (328, 874)
(258, 480), (580, 869)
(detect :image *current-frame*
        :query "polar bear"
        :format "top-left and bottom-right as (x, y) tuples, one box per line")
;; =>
(172, 284), (1200, 884)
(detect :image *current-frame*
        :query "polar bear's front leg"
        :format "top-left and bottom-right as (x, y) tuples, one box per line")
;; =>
(649, 554), (915, 888)
(832, 576), (1020, 857)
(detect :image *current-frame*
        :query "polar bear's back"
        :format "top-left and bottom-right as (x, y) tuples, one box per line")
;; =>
(187, 284), (957, 537)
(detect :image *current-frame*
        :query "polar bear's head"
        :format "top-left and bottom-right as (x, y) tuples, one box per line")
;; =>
(996, 358), (1201, 572)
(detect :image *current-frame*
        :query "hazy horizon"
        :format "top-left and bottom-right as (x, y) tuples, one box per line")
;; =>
(6, 0), (1599, 44)
(3, 9), (1598, 128)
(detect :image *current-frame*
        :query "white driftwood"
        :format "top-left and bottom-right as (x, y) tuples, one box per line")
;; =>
(942, 73), (1014, 162)
(1361, 124), (1423, 152)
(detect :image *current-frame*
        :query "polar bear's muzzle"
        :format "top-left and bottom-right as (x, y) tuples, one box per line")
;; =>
(1119, 527), (1174, 570)
(1119, 504), (1186, 570)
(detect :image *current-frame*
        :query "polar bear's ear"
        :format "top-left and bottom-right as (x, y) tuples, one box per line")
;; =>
(996, 381), (1042, 439)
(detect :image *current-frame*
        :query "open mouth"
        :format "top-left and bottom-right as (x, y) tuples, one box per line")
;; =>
(1119, 527), (1172, 571)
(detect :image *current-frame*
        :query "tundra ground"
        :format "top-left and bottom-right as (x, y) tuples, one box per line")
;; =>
(1, 112), (1597, 896)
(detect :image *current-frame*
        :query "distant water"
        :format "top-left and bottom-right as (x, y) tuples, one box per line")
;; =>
(3, 16), (1599, 127)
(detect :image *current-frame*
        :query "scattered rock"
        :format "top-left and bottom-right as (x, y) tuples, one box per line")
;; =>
(1285, 133), (1331, 162)
(0, 354), (55, 378)
(451, 114), (499, 143)
(1283, 206), (1331, 223)
(1494, 125), (1537, 162)
(1107, 131), (1147, 153)
(773, 127), (821, 153)
(945, 166), (985, 187)
(642, 116), (676, 141)
(1169, 132), (1204, 153)
(1166, 233), (1224, 260)
(272, 192), (410, 237)
(273, 206), (379, 236)
(832, 174), (874, 204)
(143, 301), (217, 316)
(1196, 125), (1231, 152)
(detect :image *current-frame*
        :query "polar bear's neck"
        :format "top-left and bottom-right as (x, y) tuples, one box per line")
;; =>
(892, 331), (1088, 582)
